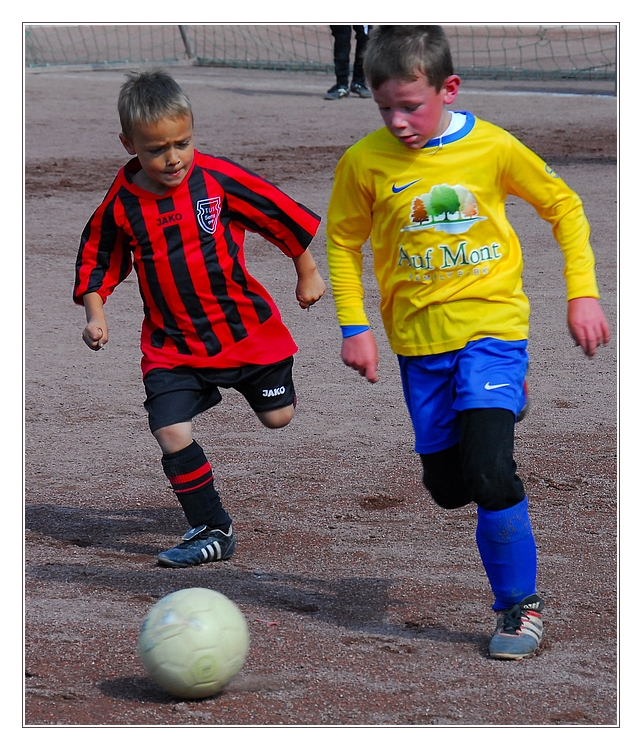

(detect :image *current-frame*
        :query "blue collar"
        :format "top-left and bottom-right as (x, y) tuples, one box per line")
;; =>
(423, 111), (476, 149)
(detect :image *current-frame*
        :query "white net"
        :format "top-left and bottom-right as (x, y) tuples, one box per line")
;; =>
(24, 24), (617, 83)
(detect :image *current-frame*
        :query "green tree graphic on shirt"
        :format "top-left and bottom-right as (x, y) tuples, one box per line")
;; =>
(427, 185), (461, 220)
(403, 184), (484, 233)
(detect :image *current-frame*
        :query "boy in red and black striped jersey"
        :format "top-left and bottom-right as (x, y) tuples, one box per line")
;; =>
(74, 69), (326, 568)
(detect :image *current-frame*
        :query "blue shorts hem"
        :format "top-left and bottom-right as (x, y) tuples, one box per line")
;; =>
(414, 436), (459, 455)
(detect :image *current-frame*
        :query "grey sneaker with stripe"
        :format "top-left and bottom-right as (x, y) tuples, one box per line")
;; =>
(157, 524), (236, 568)
(489, 594), (544, 659)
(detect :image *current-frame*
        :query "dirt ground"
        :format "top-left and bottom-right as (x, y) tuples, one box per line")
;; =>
(23, 65), (618, 733)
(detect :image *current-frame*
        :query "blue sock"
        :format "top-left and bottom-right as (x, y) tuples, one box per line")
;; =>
(476, 497), (537, 611)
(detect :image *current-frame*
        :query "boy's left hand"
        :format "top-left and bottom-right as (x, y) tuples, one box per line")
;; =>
(292, 249), (326, 309)
(296, 268), (326, 310)
(567, 297), (610, 357)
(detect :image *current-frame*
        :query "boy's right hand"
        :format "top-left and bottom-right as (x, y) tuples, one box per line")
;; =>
(82, 322), (108, 351)
(82, 292), (108, 351)
(341, 329), (379, 383)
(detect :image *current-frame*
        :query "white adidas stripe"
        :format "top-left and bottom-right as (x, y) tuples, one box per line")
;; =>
(200, 542), (222, 561)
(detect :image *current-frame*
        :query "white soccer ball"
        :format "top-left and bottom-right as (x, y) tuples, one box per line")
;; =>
(138, 587), (250, 699)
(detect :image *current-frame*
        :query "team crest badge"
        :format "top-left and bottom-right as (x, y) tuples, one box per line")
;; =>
(196, 197), (222, 234)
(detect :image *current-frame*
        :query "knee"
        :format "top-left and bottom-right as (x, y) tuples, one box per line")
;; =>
(153, 421), (193, 454)
(462, 454), (524, 511)
(423, 477), (471, 509)
(256, 405), (295, 429)
(420, 448), (472, 510)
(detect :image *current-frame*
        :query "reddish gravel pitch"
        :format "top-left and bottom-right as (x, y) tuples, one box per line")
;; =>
(24, 66), (617, 729)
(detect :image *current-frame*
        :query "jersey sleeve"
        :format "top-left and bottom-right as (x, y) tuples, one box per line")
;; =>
(73, 192), (134, 305)
(325, 147), (375, 327)
(206, 158), (321, 257)
(502, 134), (600, 300)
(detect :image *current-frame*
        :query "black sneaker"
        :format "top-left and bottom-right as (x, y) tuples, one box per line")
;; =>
(350, 82), (372, 98)
(157, 524), (236, 568)
(489, 594), (544, 659)
(324, 84), (349, 100)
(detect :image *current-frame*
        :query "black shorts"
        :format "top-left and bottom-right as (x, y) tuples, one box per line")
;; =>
(143, 357), (295, 432)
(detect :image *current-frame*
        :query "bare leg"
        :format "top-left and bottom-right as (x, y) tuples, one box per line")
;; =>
(153, 420), (193, 454)
(255, 404), (295, 429)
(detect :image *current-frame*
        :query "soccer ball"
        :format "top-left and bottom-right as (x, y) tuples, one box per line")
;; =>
(138, 587), (250, 699)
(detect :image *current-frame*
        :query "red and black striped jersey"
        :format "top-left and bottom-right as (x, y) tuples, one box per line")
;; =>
(74, 151), (321, 375)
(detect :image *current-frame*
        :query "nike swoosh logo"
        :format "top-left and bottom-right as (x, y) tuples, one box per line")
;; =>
(392, 179), (421, 193)
(484, 382), (510, 390)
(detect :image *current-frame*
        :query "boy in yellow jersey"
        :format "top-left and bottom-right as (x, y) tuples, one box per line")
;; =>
(326, 26), (610, 659)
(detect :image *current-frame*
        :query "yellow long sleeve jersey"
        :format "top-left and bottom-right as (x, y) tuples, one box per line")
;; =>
(326, 112), (599, 356)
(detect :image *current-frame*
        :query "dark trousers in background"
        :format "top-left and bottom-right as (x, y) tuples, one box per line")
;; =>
(330, 25), (369, 87)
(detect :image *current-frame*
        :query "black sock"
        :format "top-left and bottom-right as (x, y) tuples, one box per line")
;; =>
(161, 441), (232, 530)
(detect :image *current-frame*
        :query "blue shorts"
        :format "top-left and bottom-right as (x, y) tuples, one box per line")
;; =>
(398, 338), (529, 454)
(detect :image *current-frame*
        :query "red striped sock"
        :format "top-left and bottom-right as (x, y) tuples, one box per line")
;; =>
(161, 441), (232, 530)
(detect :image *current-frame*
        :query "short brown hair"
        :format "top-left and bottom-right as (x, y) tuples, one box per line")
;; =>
(118, 68), (193, 139)
(364, 26), (454, 91)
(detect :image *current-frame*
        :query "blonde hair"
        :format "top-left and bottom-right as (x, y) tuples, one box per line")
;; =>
(364, 26), (454, 91)
(118, 68), (193, 139)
